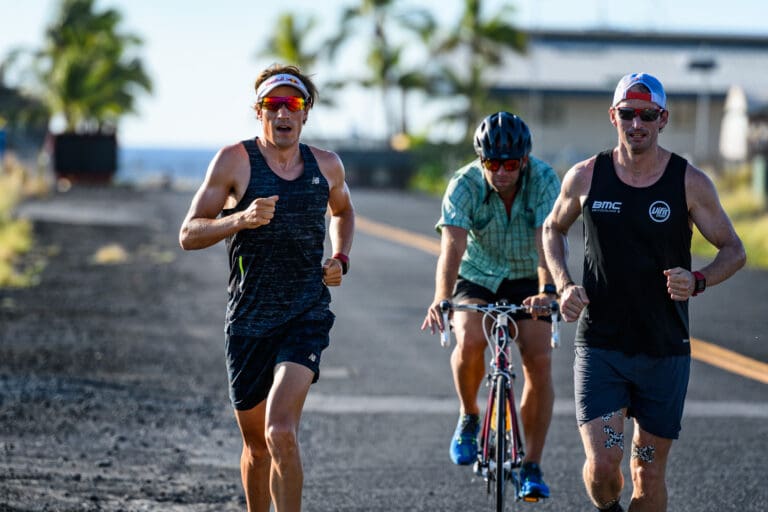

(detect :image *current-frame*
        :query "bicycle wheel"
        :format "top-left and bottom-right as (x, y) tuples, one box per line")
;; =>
(495, 374), (508, 512)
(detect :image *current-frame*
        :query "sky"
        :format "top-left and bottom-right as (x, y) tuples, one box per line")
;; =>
(2, 0), (768, 149)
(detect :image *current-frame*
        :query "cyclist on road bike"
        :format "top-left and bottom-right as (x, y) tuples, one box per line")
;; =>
(422, 112), (561, 500)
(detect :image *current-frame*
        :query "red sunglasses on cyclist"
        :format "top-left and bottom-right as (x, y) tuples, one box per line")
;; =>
(482, 158), (524, 173)
(614, 107), (664, 122)
(259, 96), (306, 112)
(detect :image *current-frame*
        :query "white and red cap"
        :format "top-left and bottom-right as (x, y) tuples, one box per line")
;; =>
(612, 73), (666, 109)
(256, 73), (310, 102)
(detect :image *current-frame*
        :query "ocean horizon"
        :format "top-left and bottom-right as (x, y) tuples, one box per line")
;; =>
(117, 146), (218, 186)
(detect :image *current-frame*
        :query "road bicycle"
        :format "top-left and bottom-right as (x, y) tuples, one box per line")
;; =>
(439, 299), (560, 511)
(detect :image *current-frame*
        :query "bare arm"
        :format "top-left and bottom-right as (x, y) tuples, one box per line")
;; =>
(314, 147), (355, 286)
(179, 144), (277, 250)
(522, 227), (558, 318)
(543, 158), (593, 321)
(664, 164), (746, 300)
(421, 225), (468, 333)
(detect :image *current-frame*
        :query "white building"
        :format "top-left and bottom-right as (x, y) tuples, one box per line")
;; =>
(488, 29), (768, 171)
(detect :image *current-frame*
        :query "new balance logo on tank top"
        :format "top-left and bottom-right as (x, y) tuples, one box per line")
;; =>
(576, 150), (692, 356)
(222, 139), (331, 337)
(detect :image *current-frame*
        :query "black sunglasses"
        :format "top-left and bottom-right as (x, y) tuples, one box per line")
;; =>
(615, 107), (664, 122)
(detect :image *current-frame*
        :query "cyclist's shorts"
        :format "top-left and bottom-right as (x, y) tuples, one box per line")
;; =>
(453, 276), (552, 324)
(573, 346), (690, 439)
(225, 308), (334, 411)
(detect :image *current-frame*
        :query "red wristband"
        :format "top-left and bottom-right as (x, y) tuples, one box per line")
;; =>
(333, 253), (349, 275)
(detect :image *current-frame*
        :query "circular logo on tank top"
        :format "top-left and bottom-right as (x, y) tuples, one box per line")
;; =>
(648, 201), (671, 223)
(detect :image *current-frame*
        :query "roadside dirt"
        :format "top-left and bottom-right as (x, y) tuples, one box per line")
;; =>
(1, 186), (248, 511)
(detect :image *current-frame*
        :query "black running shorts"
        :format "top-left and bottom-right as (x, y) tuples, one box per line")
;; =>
(453, 276), (552, 324)
(225, 308), (334, 411)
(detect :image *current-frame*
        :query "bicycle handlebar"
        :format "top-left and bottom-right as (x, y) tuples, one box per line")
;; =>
(438, 299), (561, 349)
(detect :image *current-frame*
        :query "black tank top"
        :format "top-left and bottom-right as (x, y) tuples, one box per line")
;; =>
(576, 150), (692, 356)
(222, 138), (330, 336)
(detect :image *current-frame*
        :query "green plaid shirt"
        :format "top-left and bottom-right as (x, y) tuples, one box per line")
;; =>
(437, 156), (560, 293)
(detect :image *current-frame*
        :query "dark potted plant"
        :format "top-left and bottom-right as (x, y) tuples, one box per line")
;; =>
(36, 0), (152, 184)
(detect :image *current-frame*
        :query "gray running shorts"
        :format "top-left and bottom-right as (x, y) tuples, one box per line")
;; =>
(573, 346), (690, 439)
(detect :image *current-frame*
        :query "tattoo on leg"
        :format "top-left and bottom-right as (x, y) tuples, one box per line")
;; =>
(631, 443), (655, 463)
(601, 410), (623, 422)
(602, 426), (624, 450)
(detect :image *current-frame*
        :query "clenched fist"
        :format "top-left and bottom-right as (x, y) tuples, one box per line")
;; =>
(242, 195), (278, 228)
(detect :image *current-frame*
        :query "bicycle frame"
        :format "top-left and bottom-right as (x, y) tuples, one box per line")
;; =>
(479, 313), (525, 491)
(439, 299), (559, 509)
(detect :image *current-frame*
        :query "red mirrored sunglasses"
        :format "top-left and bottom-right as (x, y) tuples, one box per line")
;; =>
(259, 96), (306, 112)
(482, 158), (523, 173)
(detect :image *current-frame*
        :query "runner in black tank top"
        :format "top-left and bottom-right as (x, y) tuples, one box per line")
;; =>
(577, 150), (692, 357)
(223, 138), (331, 337)
(178, 65), (355, 510)
(542, 72), (744, 512)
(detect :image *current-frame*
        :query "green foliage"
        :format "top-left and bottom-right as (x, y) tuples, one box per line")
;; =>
(0, 170), (38, 287)
(431, 0), (526, 141)
(408, 140), (475, 196)
(35, 0), (152, 133)
(260, 13), (320, 71)
(691, 175), (768, 268)
(261, 1), (526, 142)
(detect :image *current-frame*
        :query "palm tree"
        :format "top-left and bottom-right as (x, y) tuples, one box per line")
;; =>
(259, 13), (320, 72)
(432, 0), (526, 141)
(326, 0), (436, 139)
(0, 50), (50, 139)
(36, 0), (152, 134)
(258, 13), (346, 109)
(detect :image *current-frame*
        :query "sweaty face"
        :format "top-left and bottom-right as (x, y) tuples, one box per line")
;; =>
(257, 85), (308, 148)
(611, 98), (667, 154)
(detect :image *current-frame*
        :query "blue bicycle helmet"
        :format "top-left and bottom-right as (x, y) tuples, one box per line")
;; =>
(473, 112), (532, 160)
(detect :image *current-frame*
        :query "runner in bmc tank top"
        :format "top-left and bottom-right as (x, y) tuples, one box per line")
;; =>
(576, 150), (692, 357)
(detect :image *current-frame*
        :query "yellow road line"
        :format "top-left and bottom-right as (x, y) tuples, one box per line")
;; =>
(356, 214), (768, 384)
(691, 338), (768, 384)
(356, 216), (441, 255)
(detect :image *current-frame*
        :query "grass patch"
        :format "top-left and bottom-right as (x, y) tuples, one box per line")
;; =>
(692, 166), (767, 268)
(0, 155), (49, 287)
(92, 243), (130, 265)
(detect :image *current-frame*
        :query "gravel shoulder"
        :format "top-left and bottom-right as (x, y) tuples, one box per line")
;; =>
(1, 186), (247, 511)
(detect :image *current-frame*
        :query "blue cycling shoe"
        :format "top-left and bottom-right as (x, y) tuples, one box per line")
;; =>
(519, 462), (550, 500)
(449, 413), (480, 465)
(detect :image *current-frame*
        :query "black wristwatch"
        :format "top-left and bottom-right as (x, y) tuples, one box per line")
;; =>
(540, 283), (558, 296)
(692, 271), (706, 296)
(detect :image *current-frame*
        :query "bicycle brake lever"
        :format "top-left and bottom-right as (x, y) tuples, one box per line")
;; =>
(439, 300), (451, 348)
(440, 328), (451, 348)
(550, 302), (561, 348)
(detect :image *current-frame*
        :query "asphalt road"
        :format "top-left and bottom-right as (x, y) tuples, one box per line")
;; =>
(7, 186), (766, 512)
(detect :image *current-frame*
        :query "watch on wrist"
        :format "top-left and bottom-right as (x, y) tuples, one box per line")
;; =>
(333, 252), (349, 275)
(692, 271), (706, 296)
(540, 283), (558, 296)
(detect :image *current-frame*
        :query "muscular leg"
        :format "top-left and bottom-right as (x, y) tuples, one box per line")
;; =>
(450, 305), (487, 415)
(265, 361), (315, 512)
(516, 319), (554, 463)
(234, 401), (271, 512)
(579, 410), (627, 509)
(627, 423), (673, 512)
